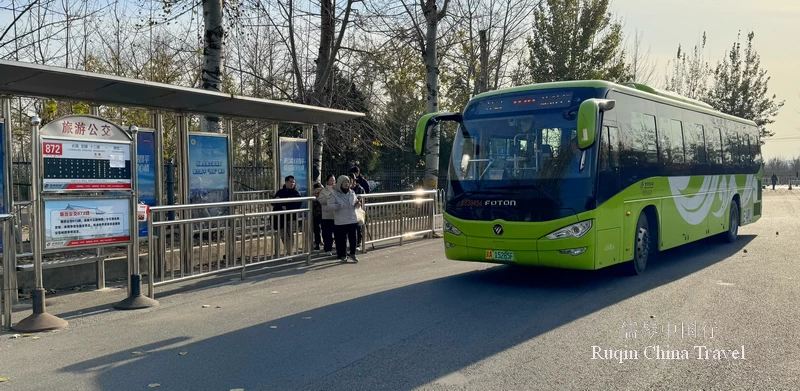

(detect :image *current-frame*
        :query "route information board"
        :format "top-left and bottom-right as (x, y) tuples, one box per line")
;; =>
(42, 139), (131, 190)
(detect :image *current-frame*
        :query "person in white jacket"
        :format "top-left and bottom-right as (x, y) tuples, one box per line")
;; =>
(326, 175), (361, 263)
(317, 174), (337, 255)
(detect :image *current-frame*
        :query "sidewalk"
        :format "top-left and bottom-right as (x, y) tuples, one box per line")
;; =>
(0, 238), (480, 391)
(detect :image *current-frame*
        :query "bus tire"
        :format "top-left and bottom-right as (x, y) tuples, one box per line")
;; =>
(725, 200), (739, 243)
(628, 213), (650, 275)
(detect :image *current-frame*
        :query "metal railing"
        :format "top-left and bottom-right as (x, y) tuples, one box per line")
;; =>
(145, 197), (314, 298)
(358, 190), (438, 249)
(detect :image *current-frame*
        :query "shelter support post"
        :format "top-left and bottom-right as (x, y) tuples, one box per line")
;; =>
(2, 214), (14, 330)
(304, 126), (312, 266)
(225, 119), (235, 271)
(116, 126), (158, 309)
(151, 112), (164, 288)
(177, 115), (191, 277)
(13, 115), (68, 332)
(272, 124), (279, 192)
(1, 98), (18, 304)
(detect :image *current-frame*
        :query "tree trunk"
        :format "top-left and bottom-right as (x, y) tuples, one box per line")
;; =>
(310, 0), (335, 183)
(421, 0), (449, 190)
(477, 29), (489, 94)
(201, 0), (224, 133)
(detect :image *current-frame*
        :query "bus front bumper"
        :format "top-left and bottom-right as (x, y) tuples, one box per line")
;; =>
(443, 233), (597, 270)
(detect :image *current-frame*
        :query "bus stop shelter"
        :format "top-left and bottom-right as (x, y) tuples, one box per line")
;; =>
(0, 59), (364, 332)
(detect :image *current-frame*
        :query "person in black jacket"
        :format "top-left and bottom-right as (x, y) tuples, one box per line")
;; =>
(274, 175), (302, 256)
(350, 166), (370, 194)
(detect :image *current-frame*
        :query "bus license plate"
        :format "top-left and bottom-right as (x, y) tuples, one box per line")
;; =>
(486, 250), (514, 261)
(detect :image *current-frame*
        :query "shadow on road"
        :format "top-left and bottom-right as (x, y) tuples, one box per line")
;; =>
(59, 235), (754, 390)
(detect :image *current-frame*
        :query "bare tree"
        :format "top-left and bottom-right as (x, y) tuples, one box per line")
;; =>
(625, 28), (657, 85)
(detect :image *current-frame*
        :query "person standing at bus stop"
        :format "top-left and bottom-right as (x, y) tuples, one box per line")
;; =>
(772, 173), (778, 190)
(317, 174), (337, 256)
(350, 166), (371, 194)
(328, 175), (361, 263)
(274, 175), (302, 256)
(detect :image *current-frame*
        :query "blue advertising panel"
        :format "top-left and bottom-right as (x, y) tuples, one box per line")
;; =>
(279, 137), (308, 196)
(188, 133), (230, 217)
(137, 131), (157, 237)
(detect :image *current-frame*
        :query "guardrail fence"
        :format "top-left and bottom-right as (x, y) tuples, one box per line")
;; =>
(358, 190), (438, 250)
(145, 197), (314, 298)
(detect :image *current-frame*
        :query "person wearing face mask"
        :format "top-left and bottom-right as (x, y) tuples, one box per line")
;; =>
(317, 174), (337, 255)
(273, 175), (302, 257)
(328, 175), (361, 263)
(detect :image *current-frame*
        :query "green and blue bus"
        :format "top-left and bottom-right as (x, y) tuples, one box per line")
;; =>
(416, 81), (762, 274)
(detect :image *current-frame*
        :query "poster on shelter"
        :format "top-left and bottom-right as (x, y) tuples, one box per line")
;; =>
(279, 137), (308, 196)
(44, 198), (131, 250)
(137, 131), (157, 237)
(188, 133), (230, 217)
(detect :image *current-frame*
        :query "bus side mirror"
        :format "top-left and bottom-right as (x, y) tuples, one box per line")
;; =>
(577, 99), (615, 150)
(415, 112), (463, 155)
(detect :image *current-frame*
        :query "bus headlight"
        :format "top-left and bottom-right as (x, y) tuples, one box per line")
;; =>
(444, 220), (462, 236)
(546, 220), (592, 240)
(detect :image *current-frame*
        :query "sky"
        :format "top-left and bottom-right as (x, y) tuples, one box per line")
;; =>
(609, 0), (800, 160)
(1, 0), (797, 159)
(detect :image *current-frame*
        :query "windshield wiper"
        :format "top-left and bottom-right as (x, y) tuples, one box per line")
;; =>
(483, 184), (563, 206)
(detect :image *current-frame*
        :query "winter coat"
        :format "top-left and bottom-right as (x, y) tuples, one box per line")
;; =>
(317, 185), (336, 220)
(355, 176), (370, 194)
(273, 185), (302, 229)
(327, 176), (360, 226)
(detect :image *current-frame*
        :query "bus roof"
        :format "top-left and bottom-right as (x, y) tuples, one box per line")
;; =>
(470, 80), (758, 127)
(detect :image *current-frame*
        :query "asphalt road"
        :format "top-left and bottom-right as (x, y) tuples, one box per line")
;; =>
(1, 190), (799, 390)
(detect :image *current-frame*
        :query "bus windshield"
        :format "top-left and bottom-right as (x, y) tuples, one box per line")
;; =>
(446, 87), (603, 222)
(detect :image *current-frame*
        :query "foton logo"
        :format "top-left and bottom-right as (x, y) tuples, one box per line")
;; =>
(485, 200), (516, 206)
(459, 199), (517, 207)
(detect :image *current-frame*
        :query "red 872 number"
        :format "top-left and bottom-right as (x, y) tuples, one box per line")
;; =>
(43, 142), (62, 155)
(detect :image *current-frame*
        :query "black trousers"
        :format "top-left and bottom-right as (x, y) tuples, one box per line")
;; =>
(313, 218), (322, 246)
(334, 223), (358, 258)
(321, 219), (335, 252)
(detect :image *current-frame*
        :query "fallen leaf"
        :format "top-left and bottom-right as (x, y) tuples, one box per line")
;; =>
(179, 352), (187, 356)
(216, 306), (222, 308)
(201, 305), (210, 308)
(22, 334), (34, 338)
(743, 249), (748, 253)
(0, 377), (8, 382)
(650, 315), (655, 319)
(269, 326), (278, 329)
(148, 383), (161, 388)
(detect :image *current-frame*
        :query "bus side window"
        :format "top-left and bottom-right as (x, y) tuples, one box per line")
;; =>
(599, 127), (610, 170)
(608, 126), (620, 168)
(719, 128), (729, 165)
(599, 126), (620, 170)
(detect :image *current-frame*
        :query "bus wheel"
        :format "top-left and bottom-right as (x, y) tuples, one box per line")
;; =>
(726, 201), (739, 243)
(628, 213), (650, 275)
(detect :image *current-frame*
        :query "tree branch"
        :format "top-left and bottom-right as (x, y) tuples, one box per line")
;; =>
(0, 0), (42, 45)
